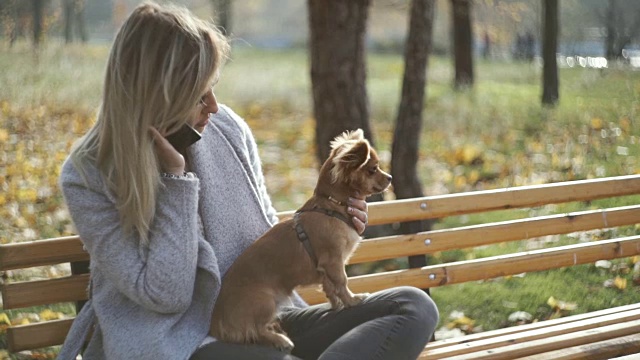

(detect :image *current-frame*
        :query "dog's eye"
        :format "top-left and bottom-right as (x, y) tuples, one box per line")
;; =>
(368, 167), (377, 175)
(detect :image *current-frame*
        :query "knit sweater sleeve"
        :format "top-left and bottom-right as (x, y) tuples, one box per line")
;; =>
(60, 159), (201, 314)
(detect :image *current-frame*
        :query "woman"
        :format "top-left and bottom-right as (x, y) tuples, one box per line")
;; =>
(58, 2), (438, 359)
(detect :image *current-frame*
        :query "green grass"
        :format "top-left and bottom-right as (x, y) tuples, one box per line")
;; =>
(431, 262), (640, 331)
(2, 41), (640, 343)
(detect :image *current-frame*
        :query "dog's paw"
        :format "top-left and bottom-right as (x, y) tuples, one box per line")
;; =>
(344, 292), (370, 307)
(327, 295), (344, 310)
(273, 334), (295, 353)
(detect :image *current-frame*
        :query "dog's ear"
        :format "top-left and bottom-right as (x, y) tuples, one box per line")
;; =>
(330, 129), (364, 150)
(339, 141), (370, 169)
(330, 139), (371, 183)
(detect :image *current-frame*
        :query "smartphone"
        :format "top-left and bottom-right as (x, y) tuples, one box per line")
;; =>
(165, 124), (202, 150)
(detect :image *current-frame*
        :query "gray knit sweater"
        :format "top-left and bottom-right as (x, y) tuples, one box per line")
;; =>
(57, 105), (290, 359)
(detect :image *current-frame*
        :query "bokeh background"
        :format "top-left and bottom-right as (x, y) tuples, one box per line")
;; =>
(1, 0), (640, 358)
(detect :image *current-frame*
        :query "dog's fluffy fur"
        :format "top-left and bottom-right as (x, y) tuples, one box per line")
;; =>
(209, 129), (392, 351)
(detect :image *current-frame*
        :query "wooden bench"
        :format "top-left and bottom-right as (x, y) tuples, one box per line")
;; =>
(2, 174), (640, 359)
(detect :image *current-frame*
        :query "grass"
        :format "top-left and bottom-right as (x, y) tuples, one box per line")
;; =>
(1, 40), (640, 349)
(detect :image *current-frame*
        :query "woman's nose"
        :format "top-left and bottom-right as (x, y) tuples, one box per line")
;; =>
(205, 91), (218, 114)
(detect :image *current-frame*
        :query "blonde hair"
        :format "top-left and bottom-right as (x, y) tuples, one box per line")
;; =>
(71, 2), (229, 245)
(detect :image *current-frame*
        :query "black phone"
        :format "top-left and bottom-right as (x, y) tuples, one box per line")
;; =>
(165, 124), (202, 150)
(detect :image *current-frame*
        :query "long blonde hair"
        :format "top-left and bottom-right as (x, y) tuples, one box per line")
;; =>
(71, 2), (229, 245)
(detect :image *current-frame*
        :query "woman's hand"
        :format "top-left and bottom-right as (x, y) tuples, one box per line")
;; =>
(149, 127), (185, 175)
(348, 194), (369, 235)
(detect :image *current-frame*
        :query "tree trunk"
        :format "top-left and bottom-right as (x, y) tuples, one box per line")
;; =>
(308, 0), (374, 164)
(211, 0), (232, 36)
(75, 0), (88, 43)
(605, 0), (617, 60)
(32, 0), (43, 47)
(9, 0), (19, 47)
(541, 0), (559, 107)
(451, 0), (474, 89)
(63, 0), (73, 43)
(393, 1), (433, 201)
(392, 0), (436, 267)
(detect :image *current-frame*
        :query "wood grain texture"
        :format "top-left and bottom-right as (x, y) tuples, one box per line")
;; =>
(6, 319), (73, 352)
(1, 274), (89, 309)
(297, 236), (640, 304)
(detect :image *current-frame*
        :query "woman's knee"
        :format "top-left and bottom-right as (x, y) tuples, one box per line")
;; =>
(393, 286), (439, 331)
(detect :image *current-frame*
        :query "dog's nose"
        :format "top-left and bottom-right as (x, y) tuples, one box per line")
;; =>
(387, 174), (392, 182)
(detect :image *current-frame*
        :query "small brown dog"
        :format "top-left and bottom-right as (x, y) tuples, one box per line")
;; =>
(209, 129), (392, 351)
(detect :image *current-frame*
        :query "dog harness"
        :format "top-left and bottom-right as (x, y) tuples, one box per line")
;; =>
(293, 207), (354, 266)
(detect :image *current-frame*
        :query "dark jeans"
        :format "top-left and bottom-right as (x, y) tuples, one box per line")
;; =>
(190, 286), (439, 360)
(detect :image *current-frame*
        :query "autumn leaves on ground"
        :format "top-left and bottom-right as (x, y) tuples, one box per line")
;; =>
(1, 43), (640, 357)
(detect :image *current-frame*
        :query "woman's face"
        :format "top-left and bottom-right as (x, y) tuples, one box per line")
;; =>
(191, 87), (218, 133)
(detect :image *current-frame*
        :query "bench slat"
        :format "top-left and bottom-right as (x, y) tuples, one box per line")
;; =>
(352, 205), (640, 264)
(1, 274), (89, 310)
(298, 235), (640, 304)
(366, 174), (640, 225)
(0, 236), (88, 271)
(423, 308), (640, 358)
(514, 333), (640, 360)
(425, 302), (640, 351)
(2, 204), (637, 271)
(6, 319), (74, 353)
(439, 318), (640, 360)
(7, 237), (636, 310)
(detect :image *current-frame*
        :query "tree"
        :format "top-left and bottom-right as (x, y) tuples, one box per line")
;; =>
(308, 0), (374, 165)
(451, 0), (474, 89)
(603, 0), (640, 60)
(391, 0), (435, 267)
(211, 0), (232, 36)
(541, 0), (559, 107)
(32, 0), (44, 47)
(63, 0), (88, 44)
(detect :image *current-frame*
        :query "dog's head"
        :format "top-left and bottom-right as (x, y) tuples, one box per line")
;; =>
(327, 129), (392, 196)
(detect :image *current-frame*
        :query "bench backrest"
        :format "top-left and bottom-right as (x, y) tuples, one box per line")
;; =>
(2, 175), (640, 352)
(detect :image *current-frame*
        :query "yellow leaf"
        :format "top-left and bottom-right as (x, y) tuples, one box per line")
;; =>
(468, 170), (480, 184)
(11, 318), (30, 326)
(0, 128), (8, 142)
(620, 116), (631, 133)
(453, 316), (475, 326)
(547, 296), (577, 311)
(17, 188), (38, 202)
(591, 117), (603, 130)
(39, 309), (63, 321)
(454, 175), (468, 189)
(614, 276), (627, 290)
(461, 145), (482, 165)
(0, 313), (10, 326)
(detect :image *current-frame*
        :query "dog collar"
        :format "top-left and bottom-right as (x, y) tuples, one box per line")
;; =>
(326, 195), (345, 206)
(293, 207), (355, 266)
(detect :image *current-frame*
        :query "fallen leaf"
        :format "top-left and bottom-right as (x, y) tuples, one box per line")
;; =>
(547, 296), (578, 311)
(508, 311), (532, 323)
(591, 117), (604, 130)
(614, 276), (627, 290)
